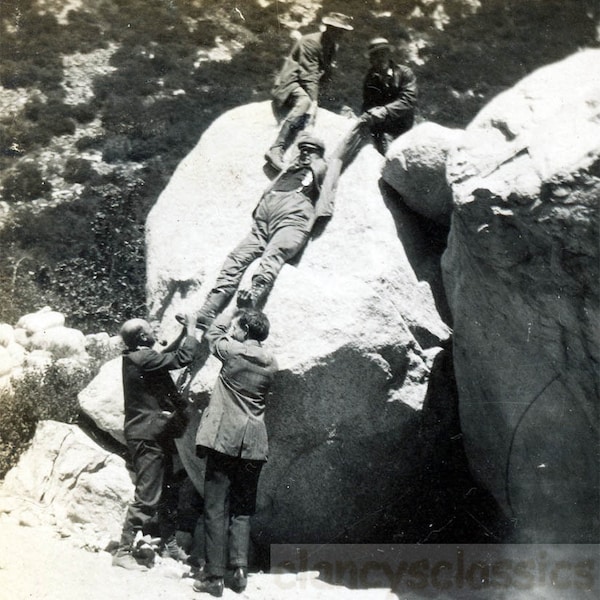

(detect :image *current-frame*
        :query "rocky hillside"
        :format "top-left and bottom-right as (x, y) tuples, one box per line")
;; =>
(0, 38), (597, 600)
(0, 0), (597, 332)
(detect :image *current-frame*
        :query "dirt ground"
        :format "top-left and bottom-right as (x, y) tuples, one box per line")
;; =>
(0, 517), (394, 600)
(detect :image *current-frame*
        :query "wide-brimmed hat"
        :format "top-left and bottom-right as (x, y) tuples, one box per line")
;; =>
(367, 37), (392, 55)
(321, 12), (354, 31)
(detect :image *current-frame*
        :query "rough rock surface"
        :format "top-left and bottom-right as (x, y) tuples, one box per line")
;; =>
(144, 101), (451, 543)
(382, 121), (463, 226)
(78, 358), (126, 445)
(443, 49), (600, 542)
(1, 420), (133, 548)
(29, 325), (86, 357)
(16, 306), (64, 334)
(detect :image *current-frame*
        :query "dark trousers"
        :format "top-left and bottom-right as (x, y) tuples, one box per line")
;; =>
(271, 85), (312, 125)
(203, 449), (263, 577)
(319, 115), (414, 209)
(119, 439), (178, 547)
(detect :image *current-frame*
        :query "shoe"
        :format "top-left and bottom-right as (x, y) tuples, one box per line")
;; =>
(193, 576), (224, 597)
(175, 291), (232, 331)
(132, 540), (156, 564)
(161, 538), (190, 562)
(264, 146), (284, 171)
(236, 289), (253, 309)
(247, 278), (273, 309)
(112, 550), (150, 571)
(231, 567), (248, 593)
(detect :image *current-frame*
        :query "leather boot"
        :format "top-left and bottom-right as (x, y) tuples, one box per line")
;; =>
(176, 290), (232, 330)
(264, 118), (295, 171)
(112, 547), (150, 571)
(196, 290), (232, 329)
(237, 278), (272, 309)
(192, 575), (224, 597)
(161, 534), (190, 562)
(231, 567), (248, 593)
(249, 278), (272, 309)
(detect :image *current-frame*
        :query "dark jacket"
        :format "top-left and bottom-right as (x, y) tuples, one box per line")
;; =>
(258, 156), (330, 225)
(122, 335), (200, 442)
(271, 31), (337, 106)
(362, 61), (417, 136)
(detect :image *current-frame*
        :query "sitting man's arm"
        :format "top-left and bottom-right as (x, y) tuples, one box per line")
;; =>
(361, 66), (417, 126)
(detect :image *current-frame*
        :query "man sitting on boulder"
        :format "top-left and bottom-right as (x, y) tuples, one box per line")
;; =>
(113, 313), (201, 571)
(359, 36), (417, 155)
(178, 135), (329, 330)
(265, 11), (353, 171)
(319, 36), (417, 205)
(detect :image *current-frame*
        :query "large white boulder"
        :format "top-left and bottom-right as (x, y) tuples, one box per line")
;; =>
(0, 323), (14, 347)
(16, 307), (65, 334)
(144, 101), (451, 543)
(443, 49), (600, 542)
(0, 346), (11, 377)
(29, 326), (87, 358)
(383, 121), (462, 225)
(1, 420), (133, 548)
(78, 358), (126, 445)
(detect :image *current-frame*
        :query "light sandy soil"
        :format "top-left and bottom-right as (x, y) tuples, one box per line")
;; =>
(0, 518), (394, 600)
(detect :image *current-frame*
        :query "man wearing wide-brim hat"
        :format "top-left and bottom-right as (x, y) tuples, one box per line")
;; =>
(266, 11), (353, 172)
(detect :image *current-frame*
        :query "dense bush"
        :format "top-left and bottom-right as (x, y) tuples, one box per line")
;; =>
(0, 361), (95, 478)
(2, 163), (52, 202)
(63, 157), (97, 184)
(0, 172), (156, 332)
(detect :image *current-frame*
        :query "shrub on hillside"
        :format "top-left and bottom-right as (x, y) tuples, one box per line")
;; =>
(0, 173), (153, 332)
(70, 103), (96, 124)
(63, 157), (97, 184)
(0, 361), (95, 479)
(75, 136), (104, 152)
(2, 163), (52, 203)
(102, 135), (132, 163)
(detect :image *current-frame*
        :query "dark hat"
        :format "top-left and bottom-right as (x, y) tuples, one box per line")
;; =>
(367, 37), (392, 55)
(297, 134), (325, 154)
(321, 12), (354, 31)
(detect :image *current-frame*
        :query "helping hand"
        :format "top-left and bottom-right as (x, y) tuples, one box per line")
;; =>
(365, 106), (387, 124)
(236, 289), (254, 308)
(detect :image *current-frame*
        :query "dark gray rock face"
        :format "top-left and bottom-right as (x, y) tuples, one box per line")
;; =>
(443, 49), (600, 542)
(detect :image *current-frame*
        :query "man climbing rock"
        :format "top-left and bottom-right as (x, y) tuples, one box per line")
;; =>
(112, 313), (201, 570)
(177, 135), (329, 330)
(265, 11), (353, 171)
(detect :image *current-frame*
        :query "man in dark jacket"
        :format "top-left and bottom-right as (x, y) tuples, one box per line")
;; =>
(360, 36), (417, 154)
(112, 313), (201, 570)
(265, 11), (353, 171)
(192, 309), (277, 597)
(318, 36), (417, 208)
(178, 135), (329, 331)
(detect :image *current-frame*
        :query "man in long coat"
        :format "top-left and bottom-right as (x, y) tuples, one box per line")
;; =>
(192, 308), (278, 596)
